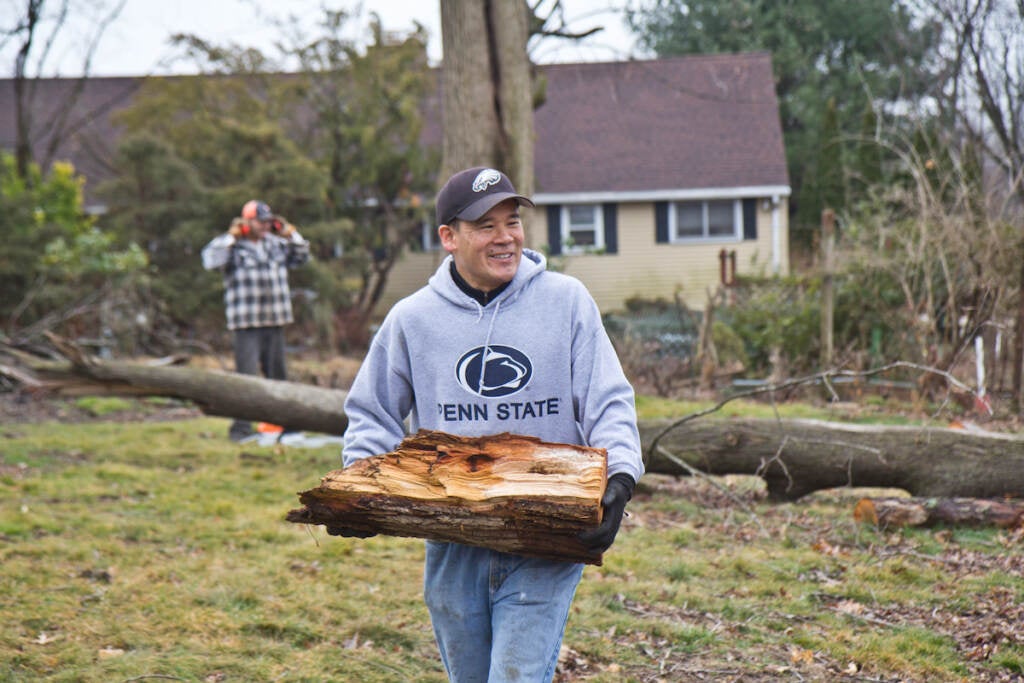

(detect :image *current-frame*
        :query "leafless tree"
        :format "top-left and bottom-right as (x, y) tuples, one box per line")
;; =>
(915, 0), (1024, 408)
(927, 0), (1024, 186)
(3, 0), (126, 179)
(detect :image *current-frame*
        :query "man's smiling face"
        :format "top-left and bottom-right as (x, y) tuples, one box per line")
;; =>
(440, 199), (524, 291)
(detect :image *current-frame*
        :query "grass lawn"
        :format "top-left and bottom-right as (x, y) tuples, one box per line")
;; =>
(1, 407), (1022, 682)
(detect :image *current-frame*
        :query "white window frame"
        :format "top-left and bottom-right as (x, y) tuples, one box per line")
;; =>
(560, 204), (604, 254)
(669, 199), (742, 242)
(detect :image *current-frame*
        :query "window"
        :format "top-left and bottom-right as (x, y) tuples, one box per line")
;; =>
(671, 199), (741, 241)
(561, 204), (604, 253)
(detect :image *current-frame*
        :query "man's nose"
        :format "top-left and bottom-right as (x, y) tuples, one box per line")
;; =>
(493, 224), (514, 242)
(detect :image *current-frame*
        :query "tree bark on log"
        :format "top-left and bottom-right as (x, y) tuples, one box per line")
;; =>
(7, 348), (1024, 502)
(853, 497), (1024, 529)
(6, 349), (347, 435)
(642, 418), (1024, 501)
(286, 430), (607, 565)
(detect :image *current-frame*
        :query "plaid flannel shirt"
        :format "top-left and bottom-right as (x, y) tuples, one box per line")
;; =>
(201, 232), (310, 331)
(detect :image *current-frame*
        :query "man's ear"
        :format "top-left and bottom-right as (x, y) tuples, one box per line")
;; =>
(438, 224), (457, 253)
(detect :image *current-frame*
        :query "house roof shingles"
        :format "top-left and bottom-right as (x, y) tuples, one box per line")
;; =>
(534, 52), (789, 196)
(0, 76), (142, 197)
(0, 53), (789, 204)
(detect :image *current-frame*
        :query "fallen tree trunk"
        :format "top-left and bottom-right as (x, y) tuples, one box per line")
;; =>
(3, 344), (346, 435)
(641, 418), (1024, 501)
(6, 346), (1024, 501)
(286, 430), (607, 565)
(853, 497), (1024, 529)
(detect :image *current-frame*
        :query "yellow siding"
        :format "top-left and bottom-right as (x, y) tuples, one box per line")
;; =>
(373, 200), (789, 317)
(376, 249), (446, 315)
(528, 200), (789, 311)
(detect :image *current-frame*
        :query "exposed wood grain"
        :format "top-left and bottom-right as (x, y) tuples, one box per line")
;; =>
(287, 430), (608, 564)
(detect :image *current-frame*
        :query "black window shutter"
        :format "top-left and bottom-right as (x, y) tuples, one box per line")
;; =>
(546, 204), (562, 256)
(602, 203), (618, 254)
(655, 201), (669, 243)
(743, 198), (757, 240)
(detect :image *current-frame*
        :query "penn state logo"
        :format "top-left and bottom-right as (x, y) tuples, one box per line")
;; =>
(455, 345), (532, 398)
(472, 168), (502, 193)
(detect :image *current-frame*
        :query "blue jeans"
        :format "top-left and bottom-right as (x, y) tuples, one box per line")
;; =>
(423, 542), (584, 683)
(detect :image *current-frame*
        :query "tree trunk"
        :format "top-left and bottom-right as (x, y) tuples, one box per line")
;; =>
(439, 0), (534, 198)
(489, 0), (534, 199)
(853, 497), (1024, 529)
(12, 0), (40, 180)
(286, 429), (606, 564)
(12, 351), (347, 435)
(641, 418), (1024, 501)
(7, 349), (1024, 502)
(440, 0), (497, 179)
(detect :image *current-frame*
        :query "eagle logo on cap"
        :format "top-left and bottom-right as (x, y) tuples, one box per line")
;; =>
(472, 168), (502, 193)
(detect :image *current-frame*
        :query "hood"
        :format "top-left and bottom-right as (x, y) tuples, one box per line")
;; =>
(428, 248), (547, 311)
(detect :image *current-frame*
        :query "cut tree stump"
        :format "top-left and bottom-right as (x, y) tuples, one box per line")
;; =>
(854, 497), (1024, 529)
(286, 429), (608, 565)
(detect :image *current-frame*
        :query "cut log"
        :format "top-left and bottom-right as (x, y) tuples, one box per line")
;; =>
(286, 429), (608, 565)
(853, 497), (1024, 529)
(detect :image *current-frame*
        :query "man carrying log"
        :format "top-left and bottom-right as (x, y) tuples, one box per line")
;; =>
(336, 167), (645, 682)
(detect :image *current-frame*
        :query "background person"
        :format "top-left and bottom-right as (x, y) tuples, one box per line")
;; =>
(201, 199), (310, 442)
(336, 167), (644, 682)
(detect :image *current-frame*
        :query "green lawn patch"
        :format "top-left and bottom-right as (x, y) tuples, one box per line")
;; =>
(1, 416), (1020, 681)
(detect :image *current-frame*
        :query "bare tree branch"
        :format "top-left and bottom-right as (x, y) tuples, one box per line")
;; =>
(10, 0), (127, 177)
(646, 361), (981, 462)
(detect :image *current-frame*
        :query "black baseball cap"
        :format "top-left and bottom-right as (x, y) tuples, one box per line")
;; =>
(435, 167), (535, 225)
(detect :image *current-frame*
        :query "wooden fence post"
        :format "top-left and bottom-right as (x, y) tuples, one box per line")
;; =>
(1014, 259), (1024, 413)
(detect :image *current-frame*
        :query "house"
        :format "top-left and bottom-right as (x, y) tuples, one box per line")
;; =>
(382, 52), (790, 312)
(0, 52), (789, 314)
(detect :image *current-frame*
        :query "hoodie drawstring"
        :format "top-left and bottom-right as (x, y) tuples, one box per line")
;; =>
(477, 299), (501, 395)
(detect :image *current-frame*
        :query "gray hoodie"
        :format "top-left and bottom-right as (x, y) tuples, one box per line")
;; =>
(342, 248), (644, 483)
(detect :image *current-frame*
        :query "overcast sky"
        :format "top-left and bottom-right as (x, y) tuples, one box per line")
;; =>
(3, 0), (643, 78)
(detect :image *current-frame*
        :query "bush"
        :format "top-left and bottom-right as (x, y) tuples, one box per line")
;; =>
(605, 297), (749, 396)
(721, 277), (821, 375)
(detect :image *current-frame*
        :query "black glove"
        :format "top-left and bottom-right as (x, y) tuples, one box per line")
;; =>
(578, 473), (635, 554)
(325, 526), (376, 539)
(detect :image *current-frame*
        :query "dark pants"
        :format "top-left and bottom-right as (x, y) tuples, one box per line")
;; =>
(229, 326), (287, 439)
